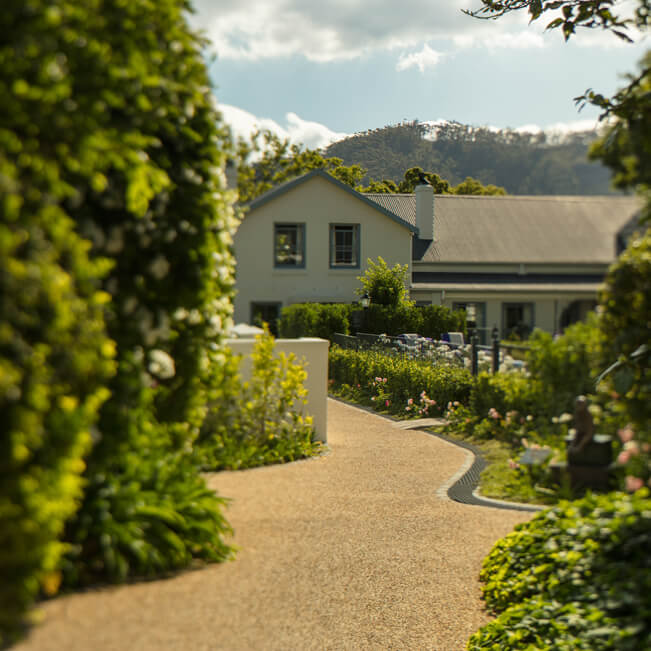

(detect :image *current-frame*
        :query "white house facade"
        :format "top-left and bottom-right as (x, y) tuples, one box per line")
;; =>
(233, 170), (415, 326)
(233, 169), (641, 339)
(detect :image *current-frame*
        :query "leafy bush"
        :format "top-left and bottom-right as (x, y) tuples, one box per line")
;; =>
(526, 316), (604, 414)
(198, 329), (320, 470)
(356, 256), (410, 307)
(2, 0), (237, 588)
(329, 346), (473, 416)
(598, 228), (650, 431)
(468, 490), (651, 650)
(279, 303), (352, 340)
(419, 304), (467, 339)
(0, 213), (114, 642)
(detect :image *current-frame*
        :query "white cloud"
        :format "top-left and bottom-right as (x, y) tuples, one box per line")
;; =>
(396, 45), (443, 72)
(218, 103), (349, 150)
(189, 0), (542, 63)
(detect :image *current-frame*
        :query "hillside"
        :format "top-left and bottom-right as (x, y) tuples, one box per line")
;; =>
(324, 120), (617, 195)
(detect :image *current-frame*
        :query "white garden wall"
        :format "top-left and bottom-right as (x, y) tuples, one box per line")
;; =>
(226, 337), (329, 443)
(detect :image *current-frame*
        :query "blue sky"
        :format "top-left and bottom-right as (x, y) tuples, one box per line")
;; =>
(189, 0), (648, 149)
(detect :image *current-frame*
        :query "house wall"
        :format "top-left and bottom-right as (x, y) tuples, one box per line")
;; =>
(234, 174), (413, 323)
(411, 288), (598, 337)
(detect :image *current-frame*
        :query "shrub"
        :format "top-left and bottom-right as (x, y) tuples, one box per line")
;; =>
(598, 228), (650, 431)
(0, 213), (114, 643)
(329, 346), (474, 416)
(356, 256), (410, 307)
(198, 329), (320, 470)
(526, 316), (604, 414)
(1, 3), (122, 636)
(2, 0), (238, 587)
(279, 303), (352, 340)
(468, 489), (651, 650)
(419, 304), (467, 339)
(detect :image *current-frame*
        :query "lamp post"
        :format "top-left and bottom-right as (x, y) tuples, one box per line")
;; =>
(491, 325), (500, 374)
(351, 292), (370, 337)
(466, 303), (478, 376)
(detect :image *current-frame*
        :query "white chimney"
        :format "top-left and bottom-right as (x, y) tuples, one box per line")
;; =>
(415, 183), (434, 240)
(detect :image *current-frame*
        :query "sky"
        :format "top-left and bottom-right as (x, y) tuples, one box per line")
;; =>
(188, 1), (649, 150)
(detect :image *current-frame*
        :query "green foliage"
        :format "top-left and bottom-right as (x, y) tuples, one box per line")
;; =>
(235, 130), (369, 203)
(329, 346), (474, 416)
(198, 330), (320, 470)
(61, 439), (233, 585)
(526, 316), (605, 413)
(278, 303), (352, 340)
(358, 303), (466, 338)
(419, 305), (468, 340)
(468, 490), (651, 650)
(467, 1), (647, 42)
(597, 228), (651, 430)
(0, 213), (114, 642)
(325, 121), (613, 196)
(586, 52), (651, 196)
(469, 372), (545, 425)
(2, 0), (238, 589)
(279, 300), (465, 341)
(356, 257), (411, 308)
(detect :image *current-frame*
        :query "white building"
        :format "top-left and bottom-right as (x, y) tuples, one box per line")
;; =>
(233, 169), (641, 340)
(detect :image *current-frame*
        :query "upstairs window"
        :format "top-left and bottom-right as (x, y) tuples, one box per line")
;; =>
(274, 223), (305, 268)
(329, 224), (360, 268)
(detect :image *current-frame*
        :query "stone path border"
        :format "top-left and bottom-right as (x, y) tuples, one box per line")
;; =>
(332, 397), (545, 513)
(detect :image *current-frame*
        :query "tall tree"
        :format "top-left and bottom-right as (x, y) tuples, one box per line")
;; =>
(466, 1), (649, 41)
(234, 130), (368, 203)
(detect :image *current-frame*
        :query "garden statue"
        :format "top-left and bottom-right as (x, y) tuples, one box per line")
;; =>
(569, 395), (594, 454)
(562, 394), (613, 490)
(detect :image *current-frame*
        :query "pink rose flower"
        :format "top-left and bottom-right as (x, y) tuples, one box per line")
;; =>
(625, 475), (644, 492)
(618, 425), (635, 443)
(618, 450), (632, 465)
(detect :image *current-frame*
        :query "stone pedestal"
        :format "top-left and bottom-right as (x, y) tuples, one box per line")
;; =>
(558, 434), (614, 491)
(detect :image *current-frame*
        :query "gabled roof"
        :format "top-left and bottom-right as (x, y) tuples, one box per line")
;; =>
(366, 193), (641, 265)
(246, 169), (418, 233)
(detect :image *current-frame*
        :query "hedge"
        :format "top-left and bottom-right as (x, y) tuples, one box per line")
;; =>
(2, 0), (237, 600)
(0, 159), (114, 643)
(279, 302), (466, 341)
(329, 346), (474, 415)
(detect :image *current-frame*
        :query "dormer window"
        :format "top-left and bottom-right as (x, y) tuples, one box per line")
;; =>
(274, 223), (305, 268)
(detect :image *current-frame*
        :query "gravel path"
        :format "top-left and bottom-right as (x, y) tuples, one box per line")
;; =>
(16, 399), (533, 651)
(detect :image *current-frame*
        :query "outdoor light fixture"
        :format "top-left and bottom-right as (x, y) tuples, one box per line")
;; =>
(360, 292), (370, 309)
(466, 303), (476, 325)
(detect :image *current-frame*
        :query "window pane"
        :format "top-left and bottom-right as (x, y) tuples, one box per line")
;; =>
(274, 224), (303, 266)
(330, 225), (358, 266)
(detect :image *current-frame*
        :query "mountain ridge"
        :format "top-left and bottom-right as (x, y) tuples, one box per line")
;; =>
(323, 120), (618, 196)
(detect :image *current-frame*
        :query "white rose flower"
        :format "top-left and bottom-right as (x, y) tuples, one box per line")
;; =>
(148, 349), (176, 379)
(149, 255), (170, 280)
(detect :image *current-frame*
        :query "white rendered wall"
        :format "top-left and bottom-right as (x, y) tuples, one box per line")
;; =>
(225, 337), (330, 443)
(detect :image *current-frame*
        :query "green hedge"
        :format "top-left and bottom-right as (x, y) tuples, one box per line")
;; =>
(279, 303), (352, 340)
(0, 187), (114, 642)
(2, 0), (237, 595)
(468, 490), (651, 650)
(279, 302), (466, 341)
(329, 346), (473, 415)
